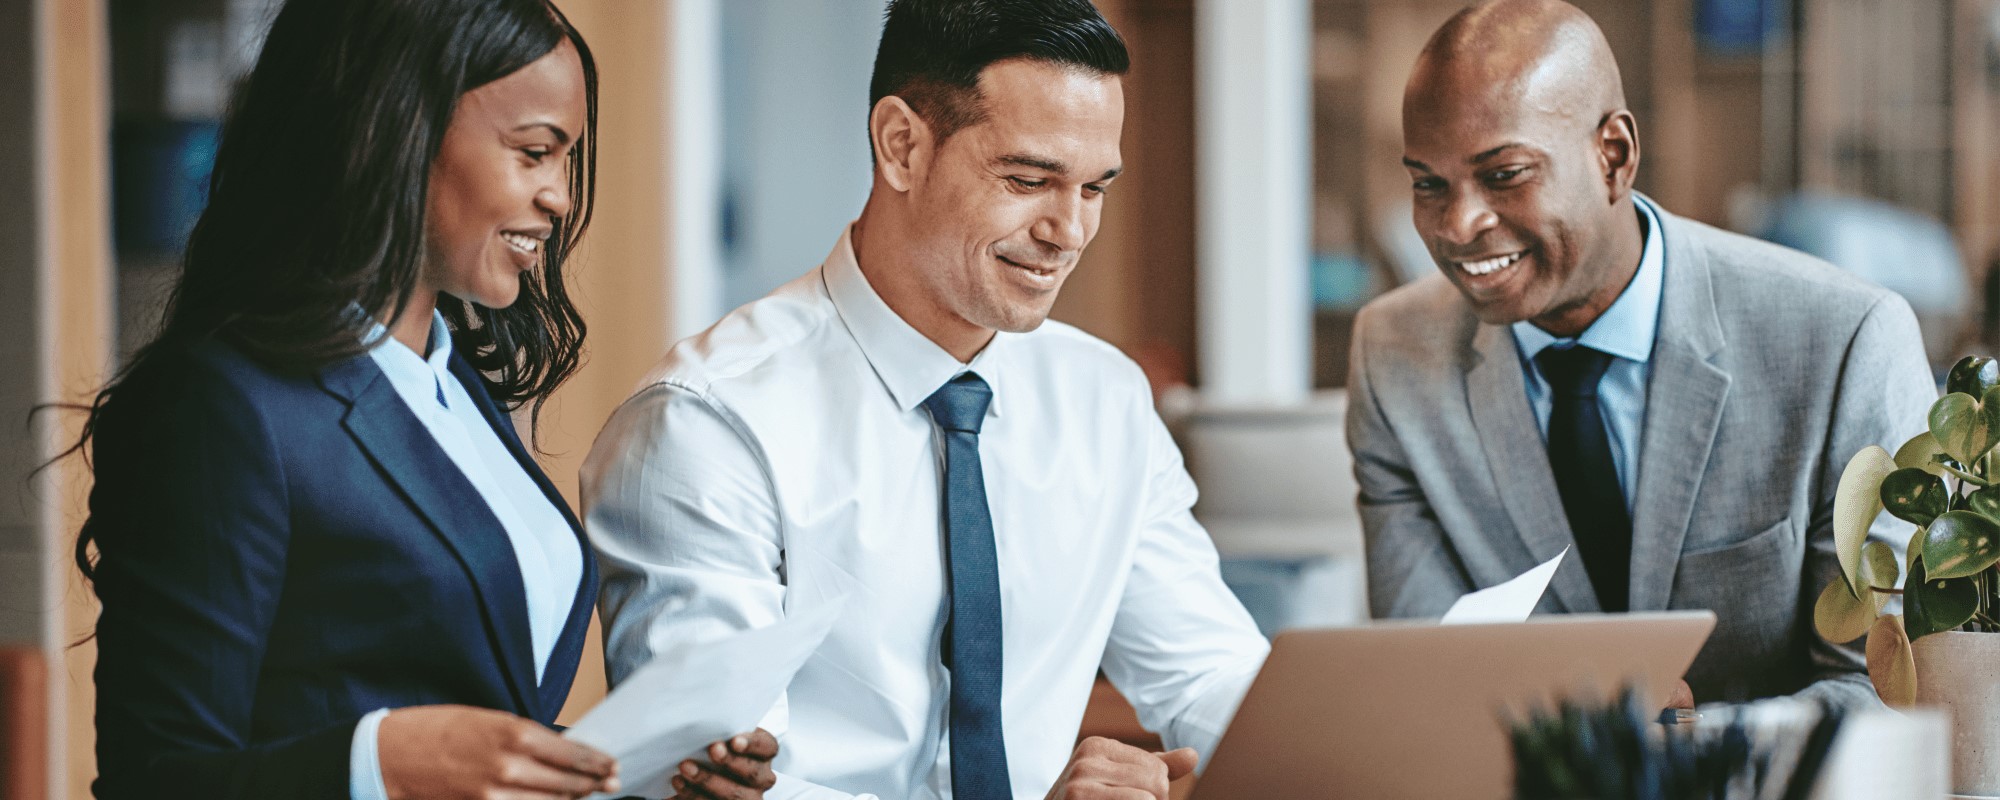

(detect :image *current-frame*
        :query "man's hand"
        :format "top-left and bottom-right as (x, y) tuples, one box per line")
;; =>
(670, 728), (780, 800)
(1044, 737), (1198, 800)
(378, 705), (620, 800)
(1665, 680), (1695, 710)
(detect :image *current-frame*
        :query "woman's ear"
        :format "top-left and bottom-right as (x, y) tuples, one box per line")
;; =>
(870, 96), (931, 193)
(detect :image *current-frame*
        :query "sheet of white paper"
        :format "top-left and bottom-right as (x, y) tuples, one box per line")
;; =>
(1440, 546), (1567, 625)
(565, 598), (843, 800)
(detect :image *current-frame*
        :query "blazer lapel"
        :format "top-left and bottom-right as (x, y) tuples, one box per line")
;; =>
(443, 356), (598, 721)
(318, 356), (543, 718)
(1627, 208), (1731, 611)
(1465, 323), (1601, 613)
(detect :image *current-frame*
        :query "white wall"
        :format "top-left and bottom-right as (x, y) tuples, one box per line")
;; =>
(1194, 0), (1314, 404)
(717, 0), (886, 312)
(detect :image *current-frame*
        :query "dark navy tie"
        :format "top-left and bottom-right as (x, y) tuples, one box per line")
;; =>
(1537, 344), (1632, 613)
(923, 372), (1012, 799)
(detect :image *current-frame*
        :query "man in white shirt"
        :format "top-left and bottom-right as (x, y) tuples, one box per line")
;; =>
(581, 1), (1269, 798)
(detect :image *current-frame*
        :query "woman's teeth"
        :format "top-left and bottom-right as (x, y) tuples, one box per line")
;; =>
(503, 232), (543, 254)
(1457, 251), (1524, 276)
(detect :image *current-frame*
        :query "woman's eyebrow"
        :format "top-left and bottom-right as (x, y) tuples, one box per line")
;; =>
(513, 121), (572, 145)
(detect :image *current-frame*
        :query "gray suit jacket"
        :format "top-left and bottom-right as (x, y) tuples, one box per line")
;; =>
(1346, 203), (1936, 708)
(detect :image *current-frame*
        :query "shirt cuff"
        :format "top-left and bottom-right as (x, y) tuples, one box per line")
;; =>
(348, 707), (393, 800)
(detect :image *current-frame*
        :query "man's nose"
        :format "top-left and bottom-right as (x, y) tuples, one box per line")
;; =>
(1033, 191), (1090, 253)
(1433, 188), (1498, 248)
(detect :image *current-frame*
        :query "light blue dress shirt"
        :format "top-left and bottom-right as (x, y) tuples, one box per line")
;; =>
(1510, 195), (1667, 510)
(347, 311), (584, 800)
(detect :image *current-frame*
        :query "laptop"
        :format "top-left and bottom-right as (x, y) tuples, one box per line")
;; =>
(1191, 611), (1717, 799)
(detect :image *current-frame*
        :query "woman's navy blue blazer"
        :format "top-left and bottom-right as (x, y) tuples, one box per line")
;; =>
(85, 338), (597, 799)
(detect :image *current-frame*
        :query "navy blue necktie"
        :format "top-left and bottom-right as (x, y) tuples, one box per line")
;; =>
(923, 373), (1012, 799)
(1537, 344), (1632, 613)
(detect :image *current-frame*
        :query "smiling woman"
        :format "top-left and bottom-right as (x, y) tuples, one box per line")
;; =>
(60, 1), (782, 799)
(413, 39), (586, 350)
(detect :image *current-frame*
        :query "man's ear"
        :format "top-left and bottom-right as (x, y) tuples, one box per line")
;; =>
(870, 96), (930, 193)
(1596, 109), (1641, 202)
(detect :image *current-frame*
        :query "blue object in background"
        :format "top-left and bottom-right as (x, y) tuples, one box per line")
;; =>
(1758, 192), (1968, 320)
(1218, 557), (1365, 637)
(1310, 250), (1374, 310)
(1694, 0), (1787, 56)
(113, 119), (220, 259)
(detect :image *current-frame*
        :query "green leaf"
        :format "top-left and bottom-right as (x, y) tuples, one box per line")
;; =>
(1880, 468), (1949, 527)
(1947, 355), (2000, 398)
(1814, 577), (1877, 644)
(1866, 614), (1918, 707)
(1967, 486), (2000, 523)
(1860, 540), (1899, 591)
(1929, 389), (2000, 465)
(1922, 509), (2000, 579)
(1834, 446), (1897, 594)
(1908, 526), (1927, 574)
(1905, 557), (1980, 639)
(1894, 431), (1951, 478)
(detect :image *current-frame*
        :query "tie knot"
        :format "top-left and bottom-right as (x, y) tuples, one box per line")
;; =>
(924, 372), (992, 434)
(1535, 344), (1616, 397)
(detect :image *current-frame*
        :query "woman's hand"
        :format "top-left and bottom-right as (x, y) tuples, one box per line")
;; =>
(669, 728), (780, 800)
(377, 705), (620, 800)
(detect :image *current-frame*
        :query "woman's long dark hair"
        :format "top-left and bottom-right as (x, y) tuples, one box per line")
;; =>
(68, 0), (598, 582)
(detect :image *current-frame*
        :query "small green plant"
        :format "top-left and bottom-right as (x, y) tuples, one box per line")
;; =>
(1814, 355), (2000, 705)
(1509, 689), (1847, 800)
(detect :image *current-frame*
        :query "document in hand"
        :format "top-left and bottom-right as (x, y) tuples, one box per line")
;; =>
(1440, 545), (1567, 625)
(565, 598), (844, 800)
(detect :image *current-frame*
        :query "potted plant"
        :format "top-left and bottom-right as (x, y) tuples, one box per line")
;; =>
(1509, 689), (1846, 800)
(1815, 355), (2000, 795)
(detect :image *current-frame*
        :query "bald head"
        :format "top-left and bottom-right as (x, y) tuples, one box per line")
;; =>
(1410, 0), (1625, 132)
(1398, 0), (1646, 337)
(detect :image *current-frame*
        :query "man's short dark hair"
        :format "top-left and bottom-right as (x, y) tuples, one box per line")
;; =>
(868, 0), (1129, 157)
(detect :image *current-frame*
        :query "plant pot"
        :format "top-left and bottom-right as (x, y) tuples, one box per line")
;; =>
(1913, 630), (2000, 795)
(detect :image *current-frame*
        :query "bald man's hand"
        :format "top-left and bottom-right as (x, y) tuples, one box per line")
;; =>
(1665, 680), (1695, 711)
(1043, 737), (1197, 800)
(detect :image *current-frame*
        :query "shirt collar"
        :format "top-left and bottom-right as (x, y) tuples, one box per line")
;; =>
(360, 308), (456, 409)
(1510, 194), (1666, 364)
(821, 223), (1007, 418)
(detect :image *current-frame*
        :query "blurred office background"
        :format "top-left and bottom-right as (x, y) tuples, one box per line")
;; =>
(4, 0), (1999, 796)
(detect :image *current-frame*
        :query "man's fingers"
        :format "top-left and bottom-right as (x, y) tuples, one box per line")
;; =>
(485, 791), (583, 800)
(1065, 785), (1155, 800)
(705, 740), (778, 789)
(494, 756), (604, 797)
(730, 728), (781, 760)
(516, 726), (619, 781)
(1665, 679), (1696, 710)
(676, 760), (756, 800)
(1157, 747), (1199, 781)
(1073, 736), (1156, 767)
(1063, 757), (1169, 798)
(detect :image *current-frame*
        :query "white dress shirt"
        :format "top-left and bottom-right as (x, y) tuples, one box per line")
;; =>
(583, 226), (1270, 800)
(348, 311), (585, 800)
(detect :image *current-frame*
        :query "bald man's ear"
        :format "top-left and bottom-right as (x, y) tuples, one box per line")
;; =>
(871, 96), (931, 194)
(1595, 110), (1641, 201)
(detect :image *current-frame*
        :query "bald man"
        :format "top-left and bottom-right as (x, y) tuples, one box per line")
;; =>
(1346, 0), (1935, 709)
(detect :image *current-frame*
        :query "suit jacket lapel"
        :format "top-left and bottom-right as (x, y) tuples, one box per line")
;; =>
(443, 356), (597, 721)
(1465, 323), (1601, 613)
(1628, 207), (1731, 611)
(318, 356), (543, 719)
